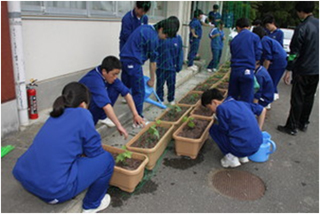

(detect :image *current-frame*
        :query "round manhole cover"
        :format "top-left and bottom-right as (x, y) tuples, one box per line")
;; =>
(211, 169), (265, 201)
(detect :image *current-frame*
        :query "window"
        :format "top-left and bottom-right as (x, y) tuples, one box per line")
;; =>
(21, 1), (166, 20)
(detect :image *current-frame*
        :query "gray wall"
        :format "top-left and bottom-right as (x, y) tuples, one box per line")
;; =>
(1, 100), (20, 138)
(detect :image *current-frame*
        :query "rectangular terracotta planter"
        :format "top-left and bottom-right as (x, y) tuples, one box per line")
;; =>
(177, 91), (203, 108)
(190, 104), (214, 120)
(102, 145), (148, 193)
(155, 105), (192, 131)
(173, 115), (214, 159)
(126, 122), (174, 170)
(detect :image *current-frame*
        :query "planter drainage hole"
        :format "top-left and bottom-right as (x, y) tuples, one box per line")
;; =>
(210, 169), (265, 201)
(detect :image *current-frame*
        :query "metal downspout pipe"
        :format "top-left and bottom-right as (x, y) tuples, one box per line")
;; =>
(8, 2), (29, 127)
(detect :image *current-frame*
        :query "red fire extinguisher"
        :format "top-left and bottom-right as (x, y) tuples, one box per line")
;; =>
(27, 79), (38, 119)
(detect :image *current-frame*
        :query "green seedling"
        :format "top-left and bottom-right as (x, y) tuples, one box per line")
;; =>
(189, 93), (199, 102)
(116, 146), (132, 164)
(167, 105), (182, 118)
(148, 124), (160, 140)
(182, 116), (195, 128)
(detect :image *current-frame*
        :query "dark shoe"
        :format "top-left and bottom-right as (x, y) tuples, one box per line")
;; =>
(277, 125), (297, 136)
(298, 122), (309, 132)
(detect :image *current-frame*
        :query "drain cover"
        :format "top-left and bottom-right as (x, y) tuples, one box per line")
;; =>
(211, 169), (265, 200)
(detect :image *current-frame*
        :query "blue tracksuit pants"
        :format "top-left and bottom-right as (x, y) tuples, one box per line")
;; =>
(40, 152), (114, 209)
(207, 48), (220, 69)
(228, 67), (254, 103)
(156, 68), (176, 102)
(121, 61), (145, 117)
(268, 67), (286, 94)
(187, 38), (200, 67)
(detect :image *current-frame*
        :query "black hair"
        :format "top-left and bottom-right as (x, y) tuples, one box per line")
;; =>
(262, 15), (275, 26)
(208, 15), (215, 24)
(201, 88), (224, 107)
(295, 1), (315, 13)
(101, 56), (122, 73)
(252, 19), (262, 26)
(136, 1), (151, 12)
(193, 9), (204, 18)
(252, 26), (267, 39)
(236, 17), (250, 28)
(50, 82), (91, 118)
(154, 16), (180, 38)
(213, 4), (219, 10)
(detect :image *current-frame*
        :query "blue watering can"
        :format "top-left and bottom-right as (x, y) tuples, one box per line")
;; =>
(143, 76), (167, 109)
(249, 131), (276, 162)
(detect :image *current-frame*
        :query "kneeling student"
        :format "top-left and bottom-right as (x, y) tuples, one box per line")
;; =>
(201, 88), (266, 168)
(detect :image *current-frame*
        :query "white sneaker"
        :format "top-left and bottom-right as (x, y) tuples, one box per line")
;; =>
(274, 93), (279, 101)
(82, 194), (111, 213)
(188, 65), (198, 72)
(213, 68), (217, 72)
(220, 153), (241, 168)
(207, 69), (213, 73)
(121, 99), (127, 104)
(239, 156), (249, 163)
(266, 104), (271, 110)
(99, 118), (115, 127)
(169, 101), (176, 105)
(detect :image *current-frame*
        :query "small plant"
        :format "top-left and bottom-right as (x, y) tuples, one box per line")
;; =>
(116, 146), (132, 165)
(167, 105), (182, 118)
(189, 93), (199, 103)
(182, 116), (195, 128)
(148, 124), (160, 140)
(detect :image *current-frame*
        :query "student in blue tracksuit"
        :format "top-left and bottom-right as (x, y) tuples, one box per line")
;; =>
(207, 20), (225, 73)
(208, 4), (222, 27)
(12, 82), (115, 213)
(119, 1), (151, 52)
(201, 88), (266, 168)
(253, 26), (287, 102)
(79, 56), (145, 137)
(229, 18), (262, 103)
(254, 62), (274, 108)
(263, 15), (284, 47)
(120, 16), (180, 122)
(187, 9), (204, 71)
(156, 34), (183, 105)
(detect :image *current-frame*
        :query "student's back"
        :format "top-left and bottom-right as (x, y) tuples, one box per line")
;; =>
(120, 25), (158, 65)
(261, 36), (287, 69)
(157, 35), (183, 71)
(230, 29), (261, 70)
(13, 108), (103, 198)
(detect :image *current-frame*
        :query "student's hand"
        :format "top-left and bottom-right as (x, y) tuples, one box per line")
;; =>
(133, 114), (145, 128)
(194, 35), (199, 38)
(117, 125), (128, 140)
(283, 71), (291, 85)
(147, 79), (155, 87)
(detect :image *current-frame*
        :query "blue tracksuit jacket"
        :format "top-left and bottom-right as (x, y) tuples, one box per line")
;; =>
(267, 28), (284, 47)
(120, 24), (159, 65)
(119, 9), (148, 51)
(79, 66), (130, 124)
(261, 36), (287, 69)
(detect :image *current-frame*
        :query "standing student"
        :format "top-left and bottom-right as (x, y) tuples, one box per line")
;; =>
(13, 82), (115, 213)
(228, 18), (262, 103)
(187, 9), (204, 72)
(222, 9), (234, 28)
(253, 26), (287, 104)
(120, 16), (180, 124)
(263, 15), (284, 47)
(218, 21), (225, 66)
(253, 62), (274, 108)
(201, 88), (266, 168)
(278, 1), (319, 136)
(207, 18), (223, 73)
(156, 33), (183, 105)
(119, 1), (151, 52)
(208, 4), (221, 27)
(79, 56), (145, 136)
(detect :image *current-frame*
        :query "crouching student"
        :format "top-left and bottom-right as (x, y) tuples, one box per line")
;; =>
(201, 88), (267, 168)
(156, 32), (183, 105)
(13, 82), (115, 213)
(254, 62), (274, 109)
(79, 56), (145, 137)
